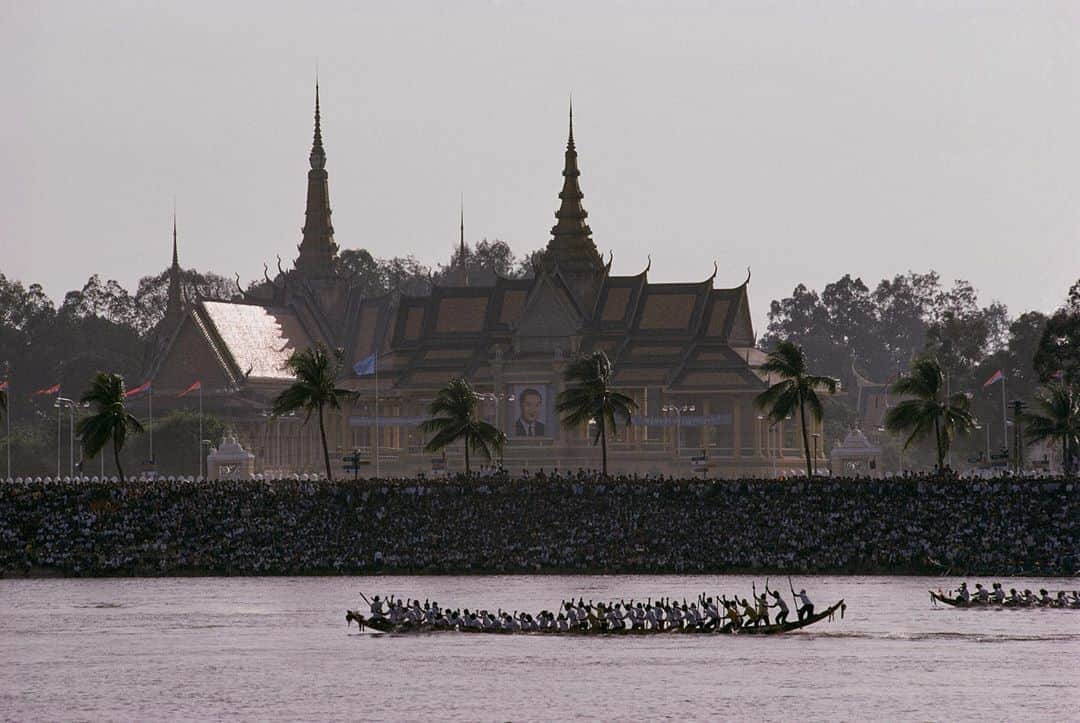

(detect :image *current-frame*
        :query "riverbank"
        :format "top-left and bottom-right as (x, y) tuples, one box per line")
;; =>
(2, 475), (1077, 577)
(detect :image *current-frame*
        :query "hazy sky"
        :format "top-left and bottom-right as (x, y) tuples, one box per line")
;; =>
(2, 1), (1077, 336)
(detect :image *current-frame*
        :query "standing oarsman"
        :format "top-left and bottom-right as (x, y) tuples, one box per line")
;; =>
(795, 589), (814, 621)
(767, 587), (789, 625)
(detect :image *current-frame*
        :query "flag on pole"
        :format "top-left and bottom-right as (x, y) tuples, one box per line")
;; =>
(982, 370), (1004, 388)
(178, 380), (202, 397)
(0, 380), (8, 392)
(124, 380), (152, 398)
(32, 383), (60, 397)
(353, 353), (377, 376)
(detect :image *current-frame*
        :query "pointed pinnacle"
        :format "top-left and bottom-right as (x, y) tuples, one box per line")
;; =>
(567, 95), (575, 149)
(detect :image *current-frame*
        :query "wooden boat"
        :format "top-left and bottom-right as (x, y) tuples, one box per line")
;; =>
(929, 591), (1078, 609)
(346, 599), (845, 636)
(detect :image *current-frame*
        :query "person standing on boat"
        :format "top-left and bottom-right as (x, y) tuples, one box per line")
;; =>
(795, 589), (814, 621)
(767, 588), (789, 625)
(756, 593), (771, 626)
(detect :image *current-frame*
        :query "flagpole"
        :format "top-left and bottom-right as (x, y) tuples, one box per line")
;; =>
(198, 384), (203, 480)
(375, 356), (380, 479)
(1001, 374), (1007, 461)
(148, 384), (154, 467)
(56, 402), (61, 479)
(6, 381), (11, 481)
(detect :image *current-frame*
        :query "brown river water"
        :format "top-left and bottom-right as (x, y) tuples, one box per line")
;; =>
(1, 575), (1077, 721)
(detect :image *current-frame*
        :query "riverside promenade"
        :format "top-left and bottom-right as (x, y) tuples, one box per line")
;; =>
(1, 474), (1076, 577)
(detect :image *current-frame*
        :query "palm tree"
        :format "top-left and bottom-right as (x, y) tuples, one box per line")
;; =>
(76, 372), (144, 482)
(271, 343), (356, 481)
(884, 354), (975, 471)
(754, 341), (838, 477)
(1022, 382), (1079, 474)
(419, 378), (505, 475)
(556, 351), (638, 477)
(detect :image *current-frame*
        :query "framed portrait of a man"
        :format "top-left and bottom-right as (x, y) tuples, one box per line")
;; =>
(510, 384), (551, 438)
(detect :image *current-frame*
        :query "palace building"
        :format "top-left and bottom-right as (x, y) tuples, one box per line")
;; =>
(151, 90), (823, 477)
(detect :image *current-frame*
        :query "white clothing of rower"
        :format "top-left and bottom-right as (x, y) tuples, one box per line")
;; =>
(991, 584), (1005, 604)
(368, 595), (387, 619)
(795, 590), (814, 621)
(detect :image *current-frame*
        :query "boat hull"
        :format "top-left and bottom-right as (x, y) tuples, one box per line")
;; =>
(929, 591), (1077, 609)
(346, 600), (845, 636)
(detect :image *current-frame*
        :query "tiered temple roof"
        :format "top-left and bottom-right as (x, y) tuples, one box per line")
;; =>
(152, 93), (762, 397)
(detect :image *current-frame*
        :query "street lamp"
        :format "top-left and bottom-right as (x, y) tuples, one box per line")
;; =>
(661, 404), (695, 459)
(811, 432), (821, 476)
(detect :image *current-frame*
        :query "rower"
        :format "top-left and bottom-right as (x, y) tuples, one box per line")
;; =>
(990, 583), (1005, 604)
(795, 589), (814, 621)
(1038, 589), (1052, 606)
(756, 593), (771, 626)
(769, 590), (790, 625)
(740, 598), (761, 627)
(368, 595), (387, 620)
(956, 582), (970, 603)
(974, 584), (989, 603)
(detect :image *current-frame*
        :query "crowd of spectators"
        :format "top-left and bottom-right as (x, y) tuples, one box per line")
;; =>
(0, 471), (1076, 577)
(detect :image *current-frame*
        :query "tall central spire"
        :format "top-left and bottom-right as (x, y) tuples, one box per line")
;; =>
(165, 210), (183, 326)
(295, 81), (338, 277)
(547, 99), (602, 273)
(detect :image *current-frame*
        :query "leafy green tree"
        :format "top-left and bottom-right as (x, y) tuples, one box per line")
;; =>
(76, 372), (144, 482)
(143, 409), (226, 477)
(1022, 382), (1079, 474)
(556, 351), (638, 477)
(271, 344), (355, 481)
(884, 355), (976, 470)
(754, 340), (838, 477)
(419, 378), (505, 475)
(1034, 279), (1080, 385)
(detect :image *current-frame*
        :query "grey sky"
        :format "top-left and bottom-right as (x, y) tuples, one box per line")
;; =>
(2, 0), (1077, 336)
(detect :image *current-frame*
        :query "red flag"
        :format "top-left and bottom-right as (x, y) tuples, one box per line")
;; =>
(32, 383), (60, 397)
(0, 380), (9, 392)
(982, 370), (1004, 388)
(178, 380), (202, 397)
(124, 380), (152, 398)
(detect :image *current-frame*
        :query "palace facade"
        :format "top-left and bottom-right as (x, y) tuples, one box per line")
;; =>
(151, 91), (823, 477)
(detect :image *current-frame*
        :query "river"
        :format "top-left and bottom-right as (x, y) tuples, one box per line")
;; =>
(1, 575), (1077, 721)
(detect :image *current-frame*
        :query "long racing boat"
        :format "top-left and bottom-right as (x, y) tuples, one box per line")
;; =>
(346, 599), (845, 635)
(929, 590), (1079, 609)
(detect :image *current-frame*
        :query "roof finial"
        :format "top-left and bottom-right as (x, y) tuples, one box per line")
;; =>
(567, 94), (575, 150)
(171, 200), (178, 269)
(459, 193), (465, 258)
(310, 79), (325, 170)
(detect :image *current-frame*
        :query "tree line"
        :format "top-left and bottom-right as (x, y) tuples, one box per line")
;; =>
(1, 260), (1075, 478)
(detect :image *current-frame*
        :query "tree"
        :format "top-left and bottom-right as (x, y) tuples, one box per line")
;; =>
(556, 351), (638, 477)
(76, 372), (144, 482)
(419, 378), (505, 475)
(1022, 382), (1079, 474)
(0, 385), (6, 423)
(271, 344), (356, 481)
(754, 340), (838, 477)
(1034, 279), (1080, 385)
(884, 355), (975, 470)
